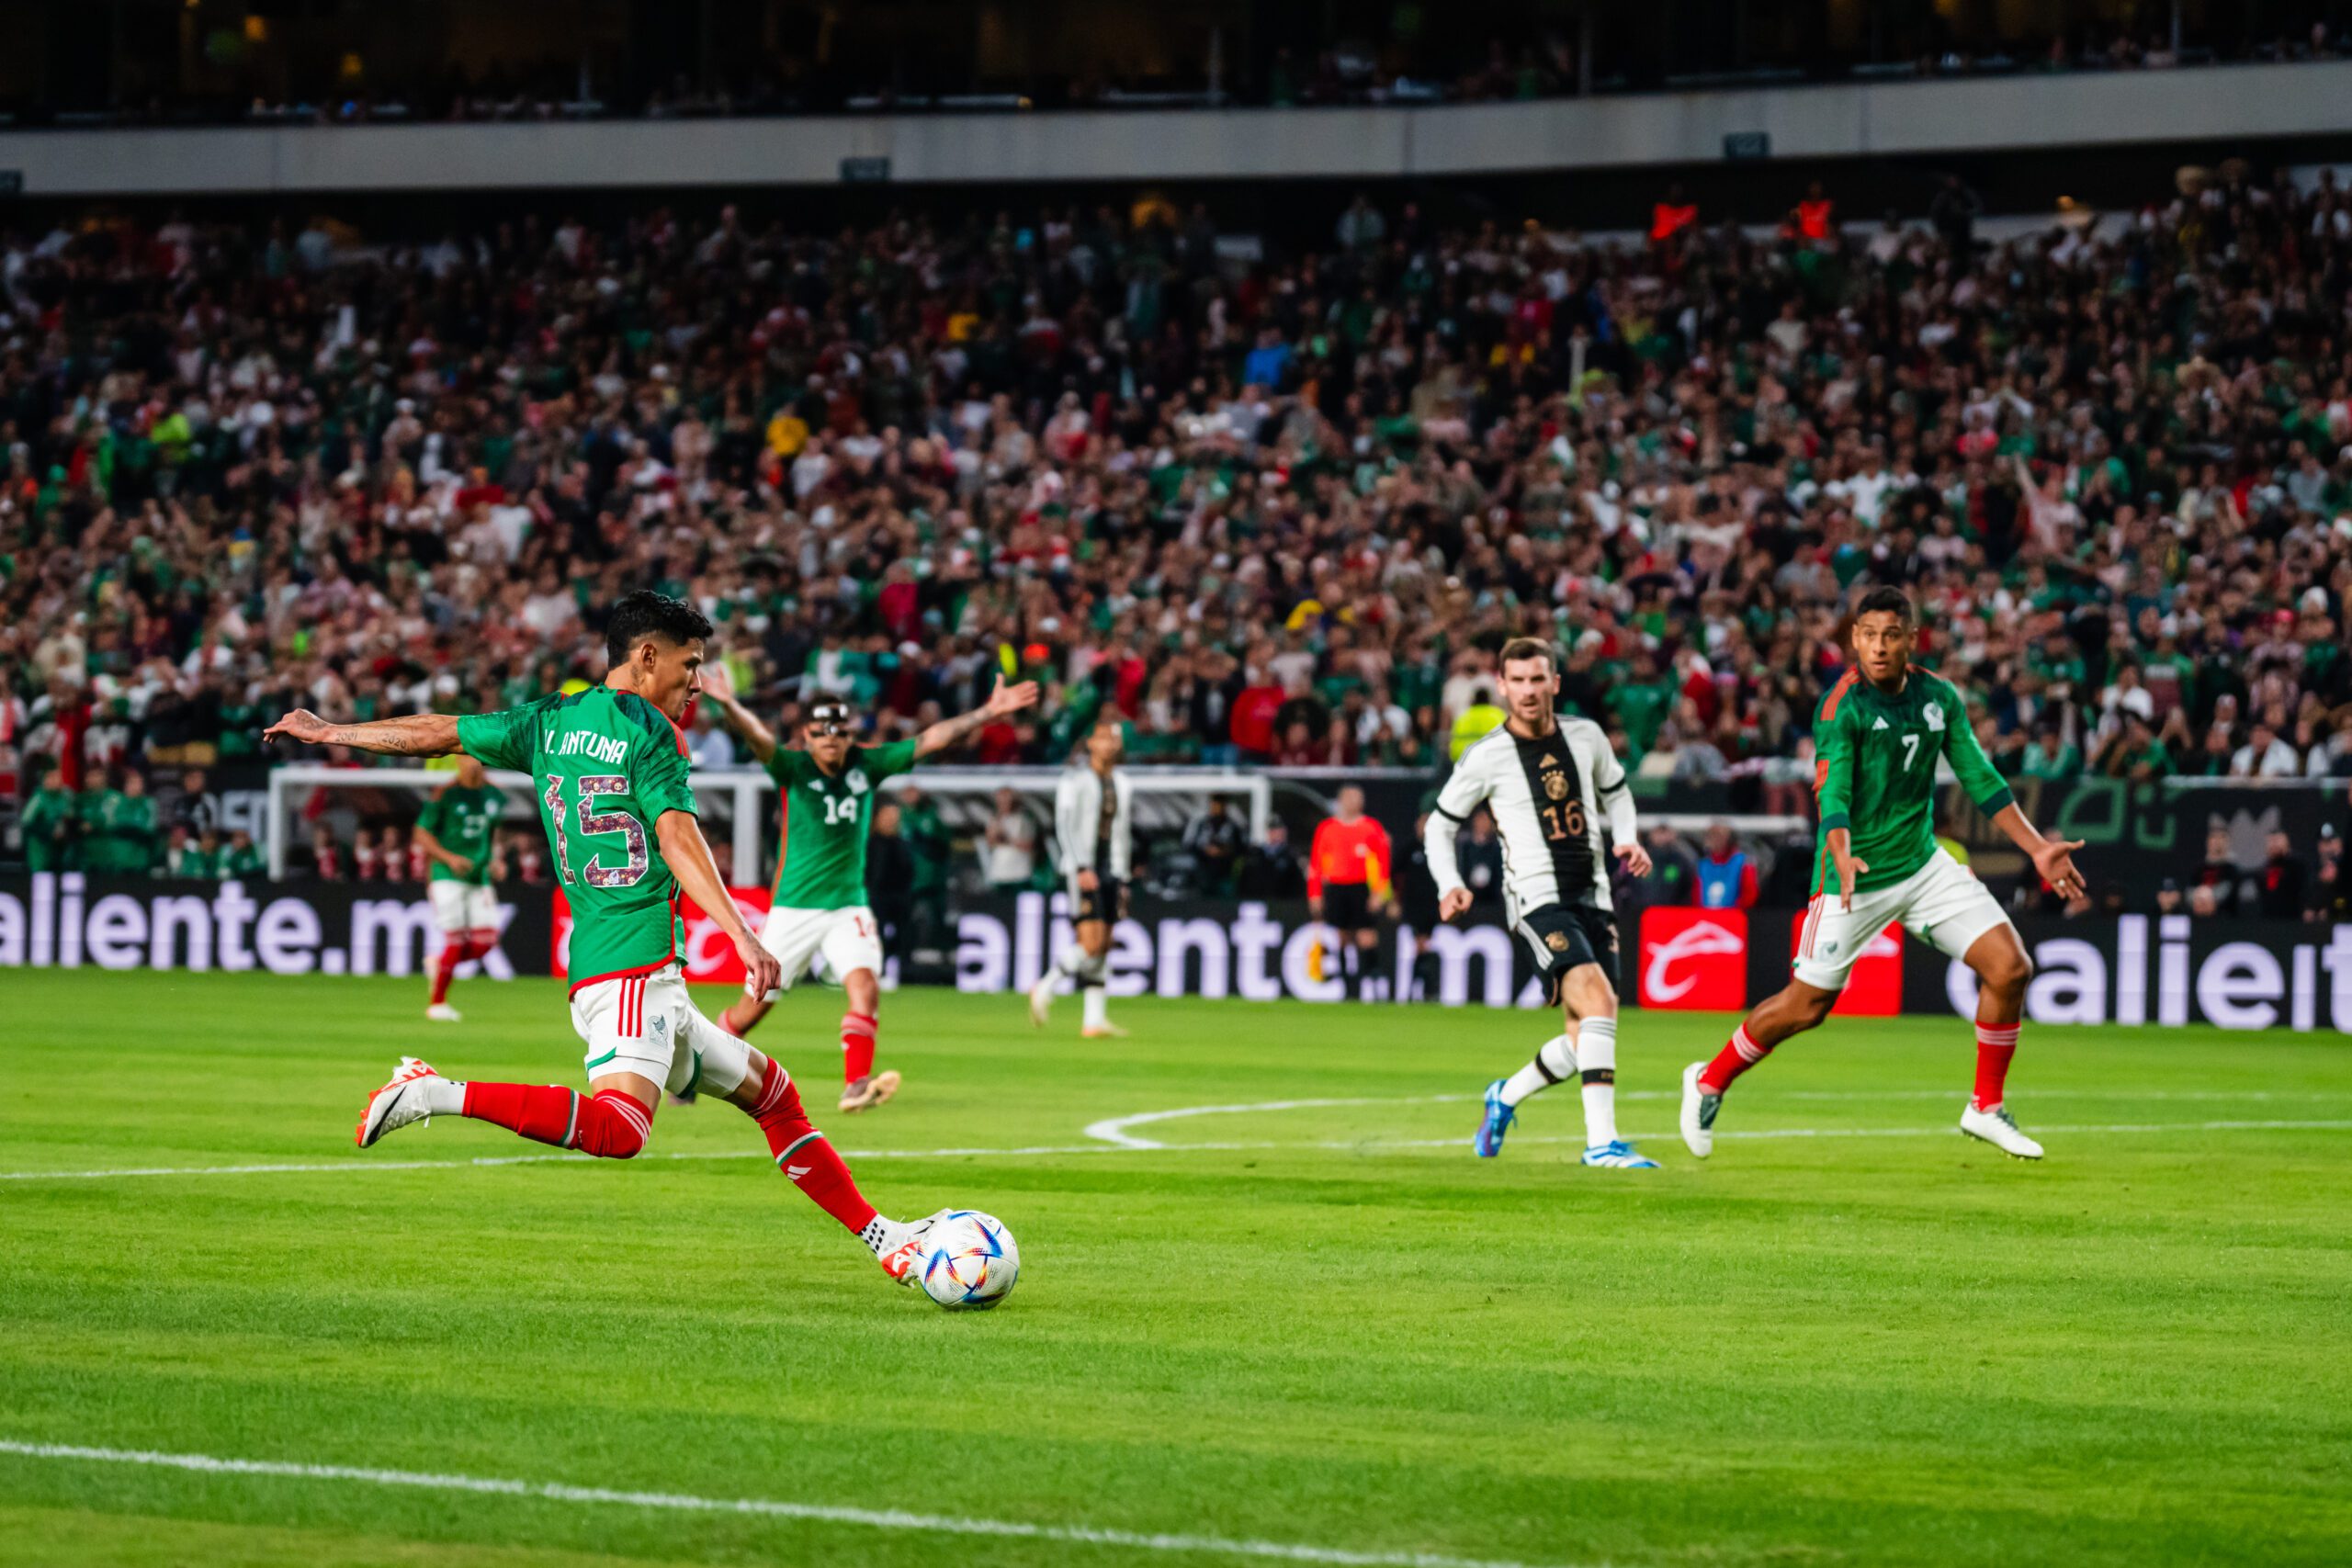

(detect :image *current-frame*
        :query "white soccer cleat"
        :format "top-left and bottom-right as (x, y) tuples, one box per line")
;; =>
(1679, 1061), (1720, 1159)
(356, 1056), (446, 1149)
(1027, 976), (1055, 1028)
(839, 1069), (902, 1114)
(1960, 1103), (2044, 1160)
(868, 1209), (946, 1286)
(1080, 1021), (1130, 1040)
(425, 1003), (462, 1023)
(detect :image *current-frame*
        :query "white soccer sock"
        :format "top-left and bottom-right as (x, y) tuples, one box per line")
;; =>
(1577, 1017), (1619, 1146)
(1052, 945), (1090, 981)
(1081, 985), (1109, 1030)
(423, 1077), (467, 1116)
(1499, 1033), (1577, 1108)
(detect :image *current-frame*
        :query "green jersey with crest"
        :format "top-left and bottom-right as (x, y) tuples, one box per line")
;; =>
(458, 686), (697, 987)
(1812, 666), (2012, 897)
(417, 783), (502, 885)
(767, 739), (918, 909)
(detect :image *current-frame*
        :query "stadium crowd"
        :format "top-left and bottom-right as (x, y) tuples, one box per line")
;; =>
(12, 156), (2352, 875)
(27, 17), (2349, 128)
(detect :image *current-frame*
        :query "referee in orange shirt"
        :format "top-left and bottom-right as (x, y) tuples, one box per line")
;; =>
(1309, 785), (1395, 1001)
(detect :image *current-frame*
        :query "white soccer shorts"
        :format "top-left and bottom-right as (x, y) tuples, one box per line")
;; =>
(568, 962), (744, 1097)
(759, 904), (884, 994)
(1792, 847), (2012, 990)
(428, 880), (499, 933)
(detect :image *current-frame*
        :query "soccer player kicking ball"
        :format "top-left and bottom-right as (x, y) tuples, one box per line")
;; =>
(1679, 586), (2086, 1162)
(697, 664), (1040, 1110)
(1426, 637), (1659, 1169)
(265, 591), (946, 1288)
(415, 755), (503, 1022)
(1031, 716), (1133, 1037)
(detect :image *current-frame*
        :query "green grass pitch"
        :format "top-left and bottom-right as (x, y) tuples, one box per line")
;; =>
(3, 970), (2349, 1568)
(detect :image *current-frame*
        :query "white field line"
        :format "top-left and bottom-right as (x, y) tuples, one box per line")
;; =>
(1081, 1089), (2352, 1150)
(0, 1438), (1576, 1568)
(3, 1118), (2346, 1184)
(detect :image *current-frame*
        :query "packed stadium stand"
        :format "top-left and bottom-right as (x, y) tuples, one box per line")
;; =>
(9, 156), (2352, 834)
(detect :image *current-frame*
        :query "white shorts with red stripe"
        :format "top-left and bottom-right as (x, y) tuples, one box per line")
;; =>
(427, 880), (499, 933)
(1792, 847), (2012, 990)
(757, 904), (883, 996)
(568, 963), (750, 1098)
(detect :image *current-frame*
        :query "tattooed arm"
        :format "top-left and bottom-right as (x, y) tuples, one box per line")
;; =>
(264, 709), (462, 757)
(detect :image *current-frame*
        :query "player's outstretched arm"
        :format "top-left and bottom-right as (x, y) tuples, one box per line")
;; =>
(695, 664), (780, 766)
(1989, 804), (2086, 901)
(264, 710), (461, 757)
(653, 809), (782, 998)
(913, 675), (1040, 760)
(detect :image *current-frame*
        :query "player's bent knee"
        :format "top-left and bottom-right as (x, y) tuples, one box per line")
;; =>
(573, 1089), (652, 1159)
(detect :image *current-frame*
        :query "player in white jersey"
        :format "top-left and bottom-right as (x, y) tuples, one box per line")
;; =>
(1030, 716), (1133, 1037)
(1424, 637), (1658, 1169)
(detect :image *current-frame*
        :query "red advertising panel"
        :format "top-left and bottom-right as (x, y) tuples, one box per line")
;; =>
(552, 886), (772, 983)
(1638, 907), (1749, 1010)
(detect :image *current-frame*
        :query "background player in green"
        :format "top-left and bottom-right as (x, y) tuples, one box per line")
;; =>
(697, 663), (1038, 1113)
(265, 591), (952, 1291)
(1680, 586), (2087, 1162)
(79, 768), (157, 877)
(415, 754), (504, 1023)
(22, 766), (80, 873)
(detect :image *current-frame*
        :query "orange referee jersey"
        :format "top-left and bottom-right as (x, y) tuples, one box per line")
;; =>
(1308, 816), (1393, 898)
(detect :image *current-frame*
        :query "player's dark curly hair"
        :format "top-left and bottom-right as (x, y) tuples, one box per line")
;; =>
(605, 590), (715, 666)
(1856, 584), (1915, 622)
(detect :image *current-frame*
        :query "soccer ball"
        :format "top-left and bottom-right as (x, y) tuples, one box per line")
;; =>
(917, 1210), (1019, 1310)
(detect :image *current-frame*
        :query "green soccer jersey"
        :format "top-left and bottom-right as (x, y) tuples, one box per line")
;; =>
(78, 788), (156, 875)
(1812, 666), (2013, 896)
(458, 686), (699, 987)
(22, 786), (78, 873)
(418, 783), (502, 886)
(767, 739), (918, 909)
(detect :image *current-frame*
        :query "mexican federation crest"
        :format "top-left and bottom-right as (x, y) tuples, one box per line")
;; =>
(1923, 701), (1946, 732)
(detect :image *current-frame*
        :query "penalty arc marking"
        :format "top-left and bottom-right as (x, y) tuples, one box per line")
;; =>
(0, 1439), (1583, 1568)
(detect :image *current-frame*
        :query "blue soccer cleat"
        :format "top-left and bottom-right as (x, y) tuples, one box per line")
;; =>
(1473, 1078), (1516, 1157)
(1581, 1140), (1660, 1169)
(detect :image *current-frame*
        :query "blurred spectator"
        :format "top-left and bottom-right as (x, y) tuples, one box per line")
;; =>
(2156, 876), (2184, 917)
(224, 828), (266, 879)
(1929, 174), (1983, 254)
(80, 768), (157, 877)
(1455, 807), (1506, 907)
(981, 786), (1040, 894)
(1238, 818), (1306, 899)
(2311, 827), (2349, 922)
(2193, 825), (2253, 915)
(1632, 823), (1699, 908)
(865, 800), (916, 970)
(688, 705), (738, 770)
(310, 824), (345, 881)
(1182, 796), (1247, 893)
(2232, 722), (2301, 779)
(1695, 822), (1759, 910)
(2188, 883), (2222, 918)
(2257, 828), (2307, 919)
(22, 766), (78, 872)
